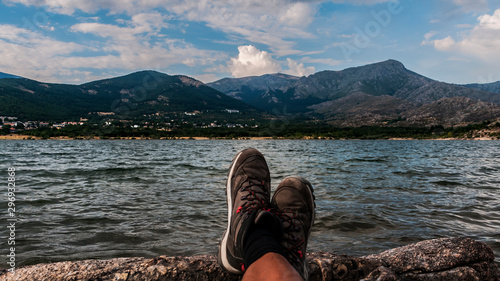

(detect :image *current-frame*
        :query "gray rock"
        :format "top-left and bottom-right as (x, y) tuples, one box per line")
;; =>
(1, 237), (498, 281)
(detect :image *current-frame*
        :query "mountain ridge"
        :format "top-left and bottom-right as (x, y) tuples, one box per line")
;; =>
(1, 61), (500, 128)
(208, 59), (500, 127)
(0, 70), (259, 121)
(464, 81), (500, 94)
(0, 72), (22, 79)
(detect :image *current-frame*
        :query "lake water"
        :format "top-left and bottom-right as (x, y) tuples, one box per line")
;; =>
(0, 140), (499, 268)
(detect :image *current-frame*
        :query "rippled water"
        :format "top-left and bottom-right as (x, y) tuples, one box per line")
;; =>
(0, 140), (499, 268)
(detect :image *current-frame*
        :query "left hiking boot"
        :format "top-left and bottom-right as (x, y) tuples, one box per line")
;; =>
(217, 148), (273, 274)
(271, 176), (315, 281)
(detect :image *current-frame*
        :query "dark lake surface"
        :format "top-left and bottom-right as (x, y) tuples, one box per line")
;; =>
(1, 140), (499, 268)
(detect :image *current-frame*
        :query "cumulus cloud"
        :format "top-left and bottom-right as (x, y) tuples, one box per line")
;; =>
(478, 10), (500, 29)
(228, 45), (317, 78)
(229, 45), (281, 77)
(429, 9), (500, 62)
(284, 58), (315, 77)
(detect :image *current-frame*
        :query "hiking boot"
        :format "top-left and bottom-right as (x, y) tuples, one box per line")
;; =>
(272, 176), (315, 281)
(218, 148), (273, 274)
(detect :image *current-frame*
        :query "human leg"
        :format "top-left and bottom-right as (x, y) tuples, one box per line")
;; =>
(242, 175), (316, 281)
(217, 149), (315, 281)
(217, 148), (280, 273)
(272, 176), (316, 281)
(242, 252), (303, 281)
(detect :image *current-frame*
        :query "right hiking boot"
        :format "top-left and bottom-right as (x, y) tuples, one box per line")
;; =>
(272, 176), (315, 281)
(218, 148), (273, 274)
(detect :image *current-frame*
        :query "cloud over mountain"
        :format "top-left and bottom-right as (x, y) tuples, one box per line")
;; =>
(229, 45), (281, 78)
(430, 9), (500, 62)
(285, 58), (315, 77)
(228, 45), (316, 78)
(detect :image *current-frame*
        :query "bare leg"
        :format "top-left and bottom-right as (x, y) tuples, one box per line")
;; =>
(242, 253), (303, 281)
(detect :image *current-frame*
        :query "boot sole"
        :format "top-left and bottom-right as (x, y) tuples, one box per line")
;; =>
(218, 149), (246, 274)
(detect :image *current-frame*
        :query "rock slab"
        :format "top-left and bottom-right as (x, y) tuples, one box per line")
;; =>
(1, 237), (498, 281)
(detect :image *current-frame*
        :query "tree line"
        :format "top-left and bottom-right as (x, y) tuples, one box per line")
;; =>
(4, 121), (498, 139)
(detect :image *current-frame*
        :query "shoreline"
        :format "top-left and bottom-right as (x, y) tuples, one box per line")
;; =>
(0, 135), (273, 140)
(0, 134), (498, 141)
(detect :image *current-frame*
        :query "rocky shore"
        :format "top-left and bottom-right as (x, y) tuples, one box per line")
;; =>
(1, 237), (498, 281)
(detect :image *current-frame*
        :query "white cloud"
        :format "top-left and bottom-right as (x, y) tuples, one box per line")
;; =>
(228, 45), (317, 78)
(193, 73), (221, 83)
(429, 9), (500, 62)
(284, 58), (315, 77)
(0, 18), (225, 83)
(279, 2), (315, 26)
(2, 0), (163, 15)
(72, 23), (136, 41)
(71, 12), (168, 41)
(5, 0), (395, 59)
(301, 57), (342, 66)
(4, 0), (319, 56)
(0, 24), (85, 81)
(169, 0), (319, 56)
(424, 31), (439, 41)
(445, 0), (489, 13)
(229, 45), (281, 77)
(478, 10), (500, 29)
(4, 0), (392, 15)
(433, 36), (456, 50)
(331, 0), (394, 4)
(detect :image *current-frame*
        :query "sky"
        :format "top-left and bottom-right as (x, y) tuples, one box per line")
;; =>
(0, 0), (499, 85)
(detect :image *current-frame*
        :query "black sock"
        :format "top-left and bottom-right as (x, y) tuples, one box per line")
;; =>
(242, 214), (284, 271)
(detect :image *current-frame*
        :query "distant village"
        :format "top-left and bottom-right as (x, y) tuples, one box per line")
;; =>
(0, 108), (259, 135)
(1, 116), (87, 134)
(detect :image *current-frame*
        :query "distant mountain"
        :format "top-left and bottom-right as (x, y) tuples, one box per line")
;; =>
(401, 97), (500, 127)
(3, 64), (500, 127)
(208, 73), (299, 94)
(0, 72), (22, 79)
(79, 71), (258, 116)
(464, 81), (500, 94)
(208, 73), (322, 114)
(0, 71), (259, 121)
(209, 60), (500, 126)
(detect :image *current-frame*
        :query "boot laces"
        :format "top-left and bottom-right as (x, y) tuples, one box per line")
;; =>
(275, 209), (305, 266)
(236, 176), (270, 215)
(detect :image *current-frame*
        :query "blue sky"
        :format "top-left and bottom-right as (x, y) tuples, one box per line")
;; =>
(0, 0), (499, 85)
